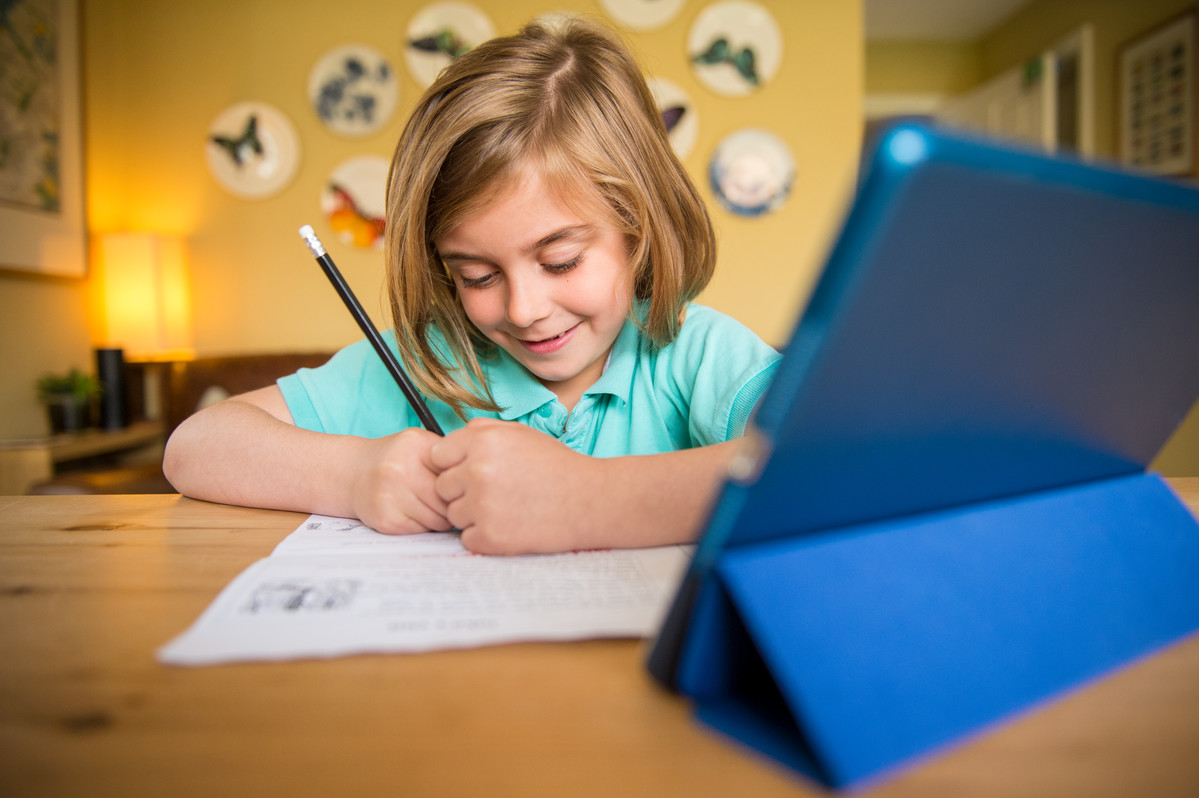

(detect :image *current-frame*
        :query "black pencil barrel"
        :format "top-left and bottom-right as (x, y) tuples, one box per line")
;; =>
(300, 226), (444, 436)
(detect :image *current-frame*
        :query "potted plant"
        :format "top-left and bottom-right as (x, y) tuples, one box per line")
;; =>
(36, 368), (101, 434)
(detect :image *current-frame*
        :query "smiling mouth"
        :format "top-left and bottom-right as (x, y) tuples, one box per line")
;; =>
(517, 323), (579, 353)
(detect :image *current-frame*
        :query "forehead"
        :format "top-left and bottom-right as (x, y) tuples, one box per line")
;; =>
(435, 177), (583, 256)
(451, 160), (616, 235)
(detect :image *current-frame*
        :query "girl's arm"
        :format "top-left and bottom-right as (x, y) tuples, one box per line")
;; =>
(163, 385), (451, 534)
(430, 418), (737, 554)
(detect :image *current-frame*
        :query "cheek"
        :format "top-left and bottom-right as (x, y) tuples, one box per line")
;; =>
(458, 292), (501, 331)
(599, 264), (635, 313)
(572, 256), (633, 313)
(615, 267), (635, 304)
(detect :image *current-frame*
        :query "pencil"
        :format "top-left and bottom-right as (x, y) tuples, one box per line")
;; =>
(298, 225), (445, 436)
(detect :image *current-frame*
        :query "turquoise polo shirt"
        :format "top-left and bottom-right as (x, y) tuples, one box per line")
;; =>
(278, 303), (779, 457)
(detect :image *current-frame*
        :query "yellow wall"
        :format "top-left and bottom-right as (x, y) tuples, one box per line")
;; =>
(0, 277), (93, 437)
(0, 0), (862, 440)
(865, 39), (980, 95)
(86, 0), (861, 354)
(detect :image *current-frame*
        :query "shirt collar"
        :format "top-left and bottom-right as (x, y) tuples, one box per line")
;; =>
(416, 325), (550, 422)
(579, 316), (638, 405)
(482, 350), (558, 421)
(480, 310), (643, 419)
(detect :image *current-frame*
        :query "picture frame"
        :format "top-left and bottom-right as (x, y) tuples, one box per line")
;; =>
(0, 0), (87, 279)
(1117, 9), (1197, 177)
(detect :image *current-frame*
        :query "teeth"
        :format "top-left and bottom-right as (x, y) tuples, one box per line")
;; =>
(521, 325), (574, 345)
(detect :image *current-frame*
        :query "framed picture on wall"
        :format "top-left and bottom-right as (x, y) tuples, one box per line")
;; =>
(1117, 10), (1197, 177)
(0, 0), (87, 278)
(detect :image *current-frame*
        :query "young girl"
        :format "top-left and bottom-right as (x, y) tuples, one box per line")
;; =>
(164, 18), (780, 555)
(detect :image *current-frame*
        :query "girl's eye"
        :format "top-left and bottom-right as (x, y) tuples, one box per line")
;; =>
(544, 253), (583, 274)
(458, 271), (497, 289)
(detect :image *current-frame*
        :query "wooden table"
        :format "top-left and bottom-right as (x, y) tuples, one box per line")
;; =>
(1, 483), (1197, 797)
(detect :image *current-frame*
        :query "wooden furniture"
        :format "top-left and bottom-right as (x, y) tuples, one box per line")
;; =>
(157, 352), (332, 434)
(1, 484), (1198, 797)
(2, 352), (334, 496)
(0, 420), (165, 495)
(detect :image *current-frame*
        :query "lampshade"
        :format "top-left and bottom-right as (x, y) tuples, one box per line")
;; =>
(97, 233), (194, 361)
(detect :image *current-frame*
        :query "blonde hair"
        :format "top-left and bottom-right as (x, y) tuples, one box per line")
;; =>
(384, 17), (715, 415)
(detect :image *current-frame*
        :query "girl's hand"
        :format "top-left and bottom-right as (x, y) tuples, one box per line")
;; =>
(351, 427), (453, 535)
(430, 418), (599, 554)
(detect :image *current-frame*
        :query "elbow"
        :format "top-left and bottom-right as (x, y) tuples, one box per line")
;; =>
(161, 417), (200, 495)
(160, 428), (186, 493)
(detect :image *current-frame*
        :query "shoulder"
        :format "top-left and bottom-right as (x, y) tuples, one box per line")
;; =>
(279, 332), (459, 436)
(317, 324), (459, 373)
(662, 303), (779, 369)
(631, 302), (779, 396)
(321, 336), (384, 370)
(631, 304), (779, 444)
(676, 303), (765, 343)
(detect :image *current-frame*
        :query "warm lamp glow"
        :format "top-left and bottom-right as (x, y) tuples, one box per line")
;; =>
(97, 233), (195, 361)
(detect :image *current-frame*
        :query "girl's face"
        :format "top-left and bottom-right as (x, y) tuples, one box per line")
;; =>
(435, 170), (634, 410)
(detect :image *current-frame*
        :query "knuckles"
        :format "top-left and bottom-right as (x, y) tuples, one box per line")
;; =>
(459, 525), (519, 556)
(361, 420), (533, 545)
(367, 513), (426, 536)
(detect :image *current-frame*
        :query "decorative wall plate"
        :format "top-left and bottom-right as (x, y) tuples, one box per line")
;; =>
(689, 1), (782, 96)
(205, 101), (300, 199)
(320, 155), (389, 249)
(708, 128), (794, 217)
(308, 44), (398, 138)
(600, 0), (686, 31)
(404, 2), (495, 88)
(648, 76), (698, 159)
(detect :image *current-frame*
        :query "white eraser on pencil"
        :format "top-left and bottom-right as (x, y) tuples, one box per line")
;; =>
(298, 224), (327, 258)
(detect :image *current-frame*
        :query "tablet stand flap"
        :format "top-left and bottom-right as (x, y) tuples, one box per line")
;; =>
(678, 577), (829, 782)
(677, 472), (1199, 789)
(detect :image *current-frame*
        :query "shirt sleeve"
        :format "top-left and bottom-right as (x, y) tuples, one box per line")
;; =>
(277, 337), (424, 438)
(668, 305), (781, 446)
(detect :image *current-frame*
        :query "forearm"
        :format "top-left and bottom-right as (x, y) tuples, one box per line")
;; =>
(431, 419), (742, 554)
(163, 398), (366, 517)
(574, 440), (740, 550)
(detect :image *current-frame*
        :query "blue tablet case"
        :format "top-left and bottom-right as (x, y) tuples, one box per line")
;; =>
(647, 124), (1199, 789)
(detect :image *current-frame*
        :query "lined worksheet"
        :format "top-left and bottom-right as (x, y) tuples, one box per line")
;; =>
(157, 516), (690, 666)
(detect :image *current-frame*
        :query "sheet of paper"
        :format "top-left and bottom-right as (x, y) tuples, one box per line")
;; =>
(271, 515), (471, 556)
(158, 515), (690, 666)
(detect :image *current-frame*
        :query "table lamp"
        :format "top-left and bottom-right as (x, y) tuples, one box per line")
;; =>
(95, 233), (195, 425)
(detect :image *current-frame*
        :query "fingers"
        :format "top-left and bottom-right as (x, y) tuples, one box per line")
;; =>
(430, 417), (505, 471)
(378, 482), (453, 534)
(434, 460), (479, 534)
(429, 419), (545, 546)
(431, 420), (510, 522)
(361, 479), (452, 535)
(429, 435), (461, 472)
(434, 464), (465, 504)
(354, 428), (453, 535)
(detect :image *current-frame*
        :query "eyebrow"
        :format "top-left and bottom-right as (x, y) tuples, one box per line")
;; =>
(438, 224), (595, 264)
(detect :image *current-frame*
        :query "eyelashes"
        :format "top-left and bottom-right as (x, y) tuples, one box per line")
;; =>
(456, 253), (584, 289)
(544, 253), (583, 274)
(458, 272), (495, 289)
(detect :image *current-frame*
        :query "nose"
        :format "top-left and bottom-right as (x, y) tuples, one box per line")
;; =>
(504, 272), (552, 329)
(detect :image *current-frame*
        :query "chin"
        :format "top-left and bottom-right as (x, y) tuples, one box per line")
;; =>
(529, 367), (574, 384)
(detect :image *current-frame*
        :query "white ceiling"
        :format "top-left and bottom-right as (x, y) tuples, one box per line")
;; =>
(865, 0), (1036, 40)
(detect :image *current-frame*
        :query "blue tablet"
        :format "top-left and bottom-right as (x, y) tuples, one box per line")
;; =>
(648, 122), (1199, 689)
